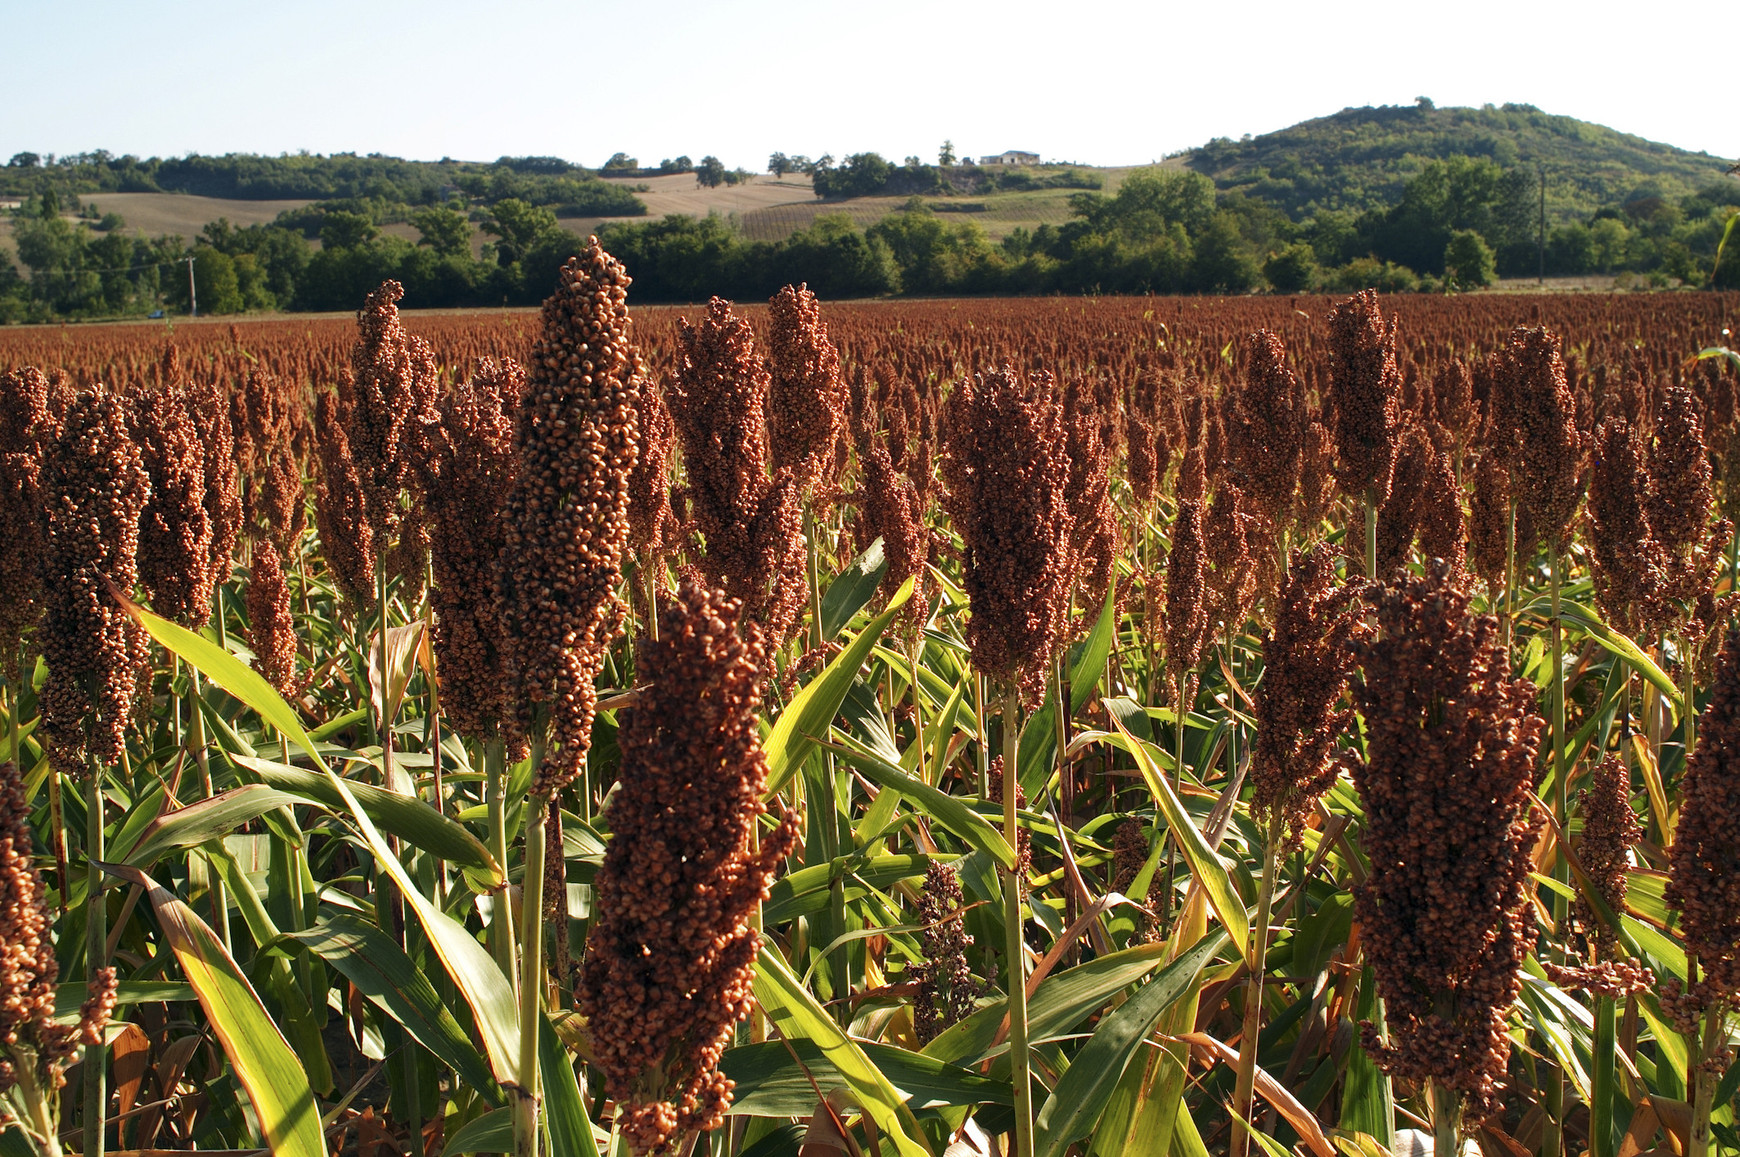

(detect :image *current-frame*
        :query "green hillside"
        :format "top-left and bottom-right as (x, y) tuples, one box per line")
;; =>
(1185, 101), (1734, 223)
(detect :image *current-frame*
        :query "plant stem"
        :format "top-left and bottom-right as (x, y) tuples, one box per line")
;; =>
(912, 633), (928, 787)
(485, 738), (515, 979)
(1002, 689), (1034, 1157)
(1689, 979), (1724, 1157)
(1502, 500), (1518, 655)
(1432, 1081), (1461, 1157)
(84, 757), (107, 1157)
(805, 507), (823, 652)
(515, 795), (549, 1157)
(1549, 534), (1569, 926)
(188, 667), (229, 949)
(1682, 636), (1698, 762)
(1364, 488), (1378, 579)
(1231, 814), (1281, 1157)
(1592, 994), (1617, 1157)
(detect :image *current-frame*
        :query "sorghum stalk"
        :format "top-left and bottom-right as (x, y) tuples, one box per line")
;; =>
(1503, 501), (1518, 654)
(1365, 489), (1378, 579)
(514, 794), (548, 1157)
(1003, 689), (1034, 1157)
(83, 757), (106, 1157)
(1230, 813), (1281, 1157)
(187, 667), (229, 948)
(483, 738), (514, 978)
(1433, 1081), (1462, 1157)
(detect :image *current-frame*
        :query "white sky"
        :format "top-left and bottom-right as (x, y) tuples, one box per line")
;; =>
(4, 0), (1731, 169)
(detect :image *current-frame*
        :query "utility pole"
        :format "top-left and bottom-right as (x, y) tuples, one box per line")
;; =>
(186, 256), (198, 317)
(1538, 164), (1546, 286)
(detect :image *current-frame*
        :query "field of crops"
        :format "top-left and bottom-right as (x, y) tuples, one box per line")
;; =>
(2, 268), (1739, 1157)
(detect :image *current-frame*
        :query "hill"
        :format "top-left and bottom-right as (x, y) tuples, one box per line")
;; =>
(1184, 101), (1734, 223)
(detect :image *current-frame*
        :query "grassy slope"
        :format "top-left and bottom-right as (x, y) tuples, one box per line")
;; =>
(1187, 102), (1735, 221)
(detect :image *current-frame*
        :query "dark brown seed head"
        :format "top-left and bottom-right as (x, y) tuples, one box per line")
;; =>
(578, 581), (799, 1156)
(1204, 482), (1260, 635)
(939, 364), (1074, 704)
(1250, 545), (1366, 853)
(855, 436), (927, 607)
(1063, 379), (1120, 613)
(1651, 385), (1722, 606)
(912, 861), (978, 1044)
(1226, 330), (1307, 529)
(344, 281), (442, 552)
(1491, 326), (1583, 546)
(38, 387), (153, 774)
(245, 539), (299, 698)
(1668, 627), (1740, 999)
(1325, 290), (1402, 502)
(1574, 756), (1642, 959)
(1163, 496), (1212, 690)
(130, 385), (216, 627)
(498, 241), (643, 796)
(669, 298), (807, 645)
(765, 283), (845, 491)
(625, 373), (677, 561)
(0, 760), (81, 1094)
(187, 377), (246, 573)
(422, 359), (524, 747)
(1587, 416), (1668, 638)
(312, 389), (376, 609)
(0, 368), (55, 676)
(1348, 560), (1545, 1120)
(1376, 419), (1465, 576)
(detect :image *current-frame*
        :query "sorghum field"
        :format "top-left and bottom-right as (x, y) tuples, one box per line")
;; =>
(2, 254), (1739, 1157)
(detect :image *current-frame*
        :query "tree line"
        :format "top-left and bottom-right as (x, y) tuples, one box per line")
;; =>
(4, 160), (1737, 321)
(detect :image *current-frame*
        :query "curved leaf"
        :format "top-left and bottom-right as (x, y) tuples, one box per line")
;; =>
(442, 1108), (512, 1156)
(539, 1012), (600, 1157)
(108, 864), (325, 1157)
(821, 539), (890, 641)
(1554, 603), (1682, 714)
(1033, 933), (1221, 1157)
(235, 755), (501, 884)
(1100, 718), (1250, 960)
(754, 945), (933, 1157)
(826, 733), (1016, 869)
(282, 915), (500, 1105)
(766, 576), (914, 795)
(120, 785), (303, 868)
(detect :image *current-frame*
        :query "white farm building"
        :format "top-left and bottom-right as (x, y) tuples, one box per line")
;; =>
(978, 150), (1040, 166)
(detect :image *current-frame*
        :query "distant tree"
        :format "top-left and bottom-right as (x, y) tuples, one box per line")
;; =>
(1190, 211), (1261, 293)
(410, 206), (472, 258)
(695, 156), (727, 188)
(319, 210), (378, 250)
(1589, 217), (1630, 273)
(482, 198), (559, 265)
(787, 155), (811, 173)
(188, 246), (244, 314)
(657, 156), (693, 174)
(1443, 229), (1496, 288)
(769, 152), (791, 177)
(1415, 96), (1435, 110)
(601, 152), (638, 173)
(813, 153), (893, 199)
(1263, 242), (1318, 292)
(939, 140), (956, 167)
(8, 151), (40, 168)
